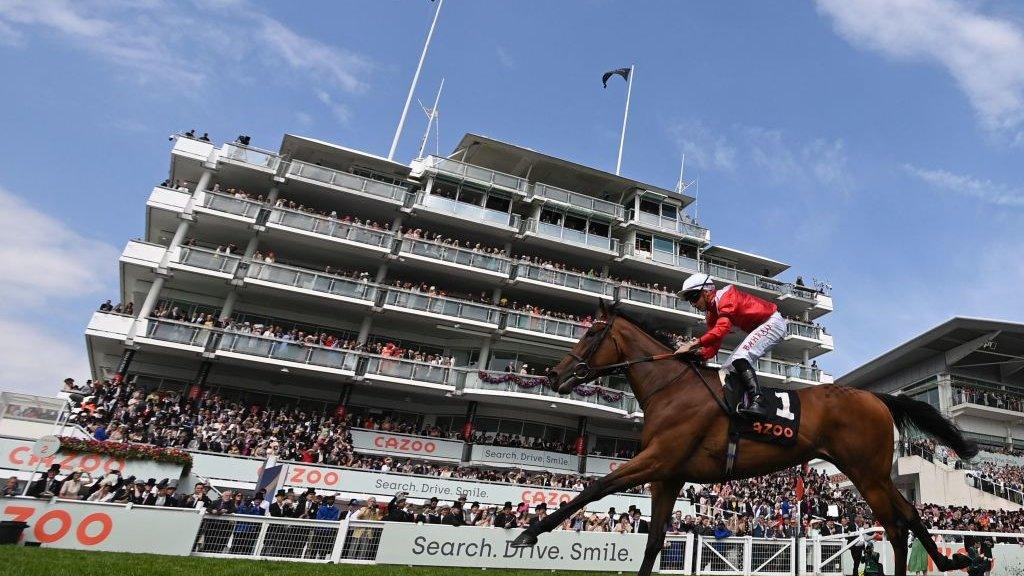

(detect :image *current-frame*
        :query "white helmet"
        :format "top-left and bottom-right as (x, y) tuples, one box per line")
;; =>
(677, 273), (715, 299)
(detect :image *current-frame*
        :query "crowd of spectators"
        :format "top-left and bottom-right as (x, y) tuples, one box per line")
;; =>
(952, 385), (1024, 412)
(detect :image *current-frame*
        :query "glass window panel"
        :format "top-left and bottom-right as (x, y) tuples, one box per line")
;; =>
(588, 220), (610, 236)
(653, 235), (674, 253)
(484, 194), (511, 212)
(563, 214), (587, 231)
(431, 180), (458, 199)
(475, 417), (499, 433)
(639, 199), (660, 214)
(457, 185), (485, 206)
(539, 209), (562, 225)
(498, 419), (524, 435)
(635, 234), (652, 252)
(661, 204), (678, 219)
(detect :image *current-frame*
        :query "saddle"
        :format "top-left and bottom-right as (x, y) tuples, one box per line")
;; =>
(720, 371), (802, 476)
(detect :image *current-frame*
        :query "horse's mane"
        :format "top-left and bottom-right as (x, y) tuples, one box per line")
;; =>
(608, 303), (681, 351)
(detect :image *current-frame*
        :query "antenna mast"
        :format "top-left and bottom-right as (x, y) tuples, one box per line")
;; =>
(416, 78), (444, 160)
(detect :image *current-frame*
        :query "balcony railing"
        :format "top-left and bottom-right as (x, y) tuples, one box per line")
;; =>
(422, 156), (527, 195)
(399, 237), (512, 275)
(464, 371), (638, 413)
(504, 311), (588, 340)
(217, 332), (360, 371)
(416, 192), (521, 229)
(951, 382), (1024, 413)
(711, 350), (821, 382)
(246, 261), (378, 302)
(515, 263), (616, 297)
(525, 218), (619, 252)
(625, 209), (710, 241)
(530, 183), (624, 220)
(384, 289), (502, 325)
(287, 160), (409, 203)
(786, 321), (823, 341)
(177, 247), (241, 275)
(619, 243), (700, 272)
(267, 208), (393, 250)
(144, 319), (212, 347)
(220, 143), (281, 171)
(363, 355), (459, 386)
(787, 285), (819, 301)
(618, 285), (700, 315)
(201, 190), (263, 219)
(702, 262), (785, 294)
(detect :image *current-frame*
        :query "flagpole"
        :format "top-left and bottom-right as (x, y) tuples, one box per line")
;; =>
(615, 64), (635, 175)
(388, 0), (443, 161)
(417, 78), (444, 160)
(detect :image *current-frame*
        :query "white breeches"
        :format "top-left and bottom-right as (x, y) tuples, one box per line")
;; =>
(723, 312), (787, 371)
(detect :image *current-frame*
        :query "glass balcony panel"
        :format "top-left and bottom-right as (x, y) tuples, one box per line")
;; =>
(288, 161), (407, 202)
(221, 334), (274, 356)
(562, 227), (587, 245)
(401, 239), (510, 274)
(222, 143), (280, 171)
(178, 248), (239, 274)
(310, 275), (333, 293)
(275, 210), (318, 232)
(465, 372), (636, 412)
(203, 192), (261, 218)
(420, 194), (516, 228)
(147, 321), (205, 346)
(269, 341), (308, 362)
(423, 156), (526, 194)
(308, 348), (359, 370)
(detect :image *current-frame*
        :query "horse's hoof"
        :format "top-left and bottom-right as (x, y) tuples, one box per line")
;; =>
(509, 531), (537, 548)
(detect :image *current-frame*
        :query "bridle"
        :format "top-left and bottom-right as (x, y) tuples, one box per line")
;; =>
(563, 310), (730, 414)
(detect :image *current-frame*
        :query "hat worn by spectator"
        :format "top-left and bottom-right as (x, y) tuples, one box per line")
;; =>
(503, 501), (513, 509)
(536, 502), (547, 511)
(275, 489), (286, 498)
(348, 498), (359, 506)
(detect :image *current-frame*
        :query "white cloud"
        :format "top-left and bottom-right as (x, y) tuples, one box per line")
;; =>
(668, 122), (738, 172)
(0, 0), (371, 94)
(816, 0), (1024, 138)
(0, 317), (91, 394)
(903, 164), (1024, 207)
(496, 46), (516, 69)
(315, 89), (351, 125)
(0, 185), (118, 394)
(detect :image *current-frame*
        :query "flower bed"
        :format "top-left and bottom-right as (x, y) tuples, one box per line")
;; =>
(58, 436), (192, 468)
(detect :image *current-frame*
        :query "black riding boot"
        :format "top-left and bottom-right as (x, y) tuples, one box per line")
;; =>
(733, 359), (772, 418)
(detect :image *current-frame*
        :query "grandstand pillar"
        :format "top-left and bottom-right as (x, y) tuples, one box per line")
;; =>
(490, 287), (502, 305)
(127, 275), (166, 343)
(219, 290), (238, 322)
(188, 361), (213, 400)
(356, 316), (373, 345)
(461, 401), (478, 462)
(576, 416), (589, 474)
(802, 349), (810, 368)
(936, 374), (953, 414)
(374, 262), (389, 284)
(266, 186), (279, 205)
(338, 383), (353, 407)
(111, 348), (136, 384)
(477, 338), (491, 370)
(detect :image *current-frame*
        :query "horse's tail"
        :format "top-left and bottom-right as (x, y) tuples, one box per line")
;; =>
(873, 393), (978, 461)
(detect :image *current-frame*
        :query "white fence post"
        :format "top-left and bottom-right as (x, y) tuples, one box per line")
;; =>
(743, 536), (753, 576)
(329, 517), (351, 563)
(684, 532), (695, 575)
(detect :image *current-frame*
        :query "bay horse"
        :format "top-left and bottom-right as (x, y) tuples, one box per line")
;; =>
(509, 300), (976, 576)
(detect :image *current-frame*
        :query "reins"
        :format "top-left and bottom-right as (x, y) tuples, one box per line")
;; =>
(568, 314), (732, 415)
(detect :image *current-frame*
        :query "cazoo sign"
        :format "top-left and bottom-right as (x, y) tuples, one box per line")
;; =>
(350, 429), (463, 461)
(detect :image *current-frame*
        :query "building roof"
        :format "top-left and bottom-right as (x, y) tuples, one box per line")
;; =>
(451, 133), (694, 207)
(280, 134), (412, 176)
(838, 317), (1024, 388)
(702, 245), (790, 276)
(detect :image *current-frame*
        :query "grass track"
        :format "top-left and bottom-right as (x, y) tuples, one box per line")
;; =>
(0, 546), (627, 576)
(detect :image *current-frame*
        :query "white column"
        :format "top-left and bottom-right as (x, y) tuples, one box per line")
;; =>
(127, 276), (166, 343)
(220, 291), (238, 323)
(356, 316), (373, 345)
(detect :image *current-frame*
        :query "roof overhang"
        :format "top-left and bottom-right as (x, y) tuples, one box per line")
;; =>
(280, 134), (412, 177)
(452, 133), (693, 206)
(702, 245), (790, 276)
(838, 317), (1024, 388)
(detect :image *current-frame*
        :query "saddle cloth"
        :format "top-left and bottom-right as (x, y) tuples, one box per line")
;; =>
(721, 371), (801, 447)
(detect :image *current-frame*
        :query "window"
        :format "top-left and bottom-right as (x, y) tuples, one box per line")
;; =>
(431, 180), (458, 199)
(475, 417), (500, 433)
(498, 420), (523, 435)
(653, 235), (674, 253)
(484, 194), (511, 213)
(635, 234), (652, 252)
(588, 220), (610, 237)
(661, 204), (677, 220)
(539, 209), (562, 225)
(563, 214), (587, 232)
(639, 199), (660, 215)
(457, 184), (485, 206)
(678, 243), (698, 259)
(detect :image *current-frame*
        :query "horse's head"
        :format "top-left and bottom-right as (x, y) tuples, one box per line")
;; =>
(547, 299), (623, 394)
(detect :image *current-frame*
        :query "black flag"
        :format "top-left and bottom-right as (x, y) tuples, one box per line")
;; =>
(602, 67), (630, 88)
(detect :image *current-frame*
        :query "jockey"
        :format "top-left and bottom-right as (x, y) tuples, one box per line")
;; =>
(674, 273), (788, 418)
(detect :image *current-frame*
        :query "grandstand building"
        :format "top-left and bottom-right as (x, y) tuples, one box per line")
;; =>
(839, 317), (1024, 508)
(82, 133), (834, 485)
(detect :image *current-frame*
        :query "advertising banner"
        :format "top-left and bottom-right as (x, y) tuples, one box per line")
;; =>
(376, 522), (648, 571)
(470, 445), (579, 473)
(350, 429), (463, 461)
(281, 463), (692, 515)
(0, 497), (202, 555)
(0, 436), (184, 481)
(584, 455), (628, 476)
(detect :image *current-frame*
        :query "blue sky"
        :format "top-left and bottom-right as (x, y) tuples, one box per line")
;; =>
(0, 0), (1022, 392)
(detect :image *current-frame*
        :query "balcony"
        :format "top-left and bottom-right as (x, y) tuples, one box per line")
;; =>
(286, 160), (409, 204)
(246, 260), (378, 305)
(618, 284), (701, 317)
(382, 288), (502, 328)
(513, 263), (616, 298)
(217, 331), (361, 373)
(362, 355), (460, 389)
(398, 237), (512, 277)
(413, 192), (521, 230)
(618, 243), (700, 273)
(503, 311), (588, 344)
(522, 218), (619, 254)
(143, 318), (212, 349)
(197, 190), (264, 220)
(528, 183), (624, 220)
(624, 209), (710, 243)
(949, 382), (1024, 421)
(710, 350), (829, 385)
(266, 208), (394, 252)
(219, 143), (281, 173)
(421, 156), (527, 196)
(176, 246), (241, 276)
(462, 371), (639, 415)
(702, 262), (786, 295)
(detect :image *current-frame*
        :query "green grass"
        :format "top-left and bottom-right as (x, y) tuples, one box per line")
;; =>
(0, 546), (628, 576)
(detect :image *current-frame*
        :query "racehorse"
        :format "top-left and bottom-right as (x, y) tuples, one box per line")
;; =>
(509, 300), (977, 576)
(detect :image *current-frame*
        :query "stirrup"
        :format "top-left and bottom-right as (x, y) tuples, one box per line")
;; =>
(738, 396), (770, 417)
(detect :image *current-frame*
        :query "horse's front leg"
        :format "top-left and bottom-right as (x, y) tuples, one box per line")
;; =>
(510, 450), (670, 547)
(638, 479), (684, 576)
